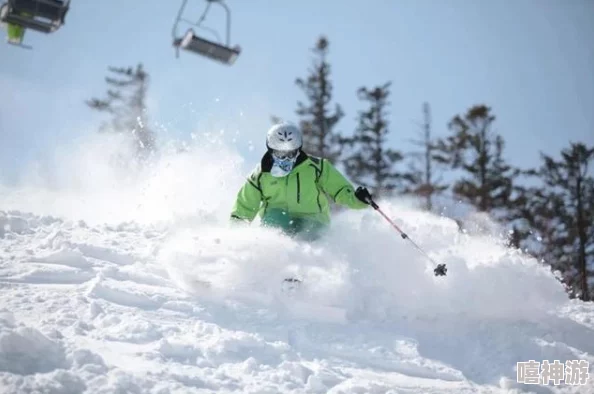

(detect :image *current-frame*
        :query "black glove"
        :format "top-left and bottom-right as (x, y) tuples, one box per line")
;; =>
(355, 186), (372, 204)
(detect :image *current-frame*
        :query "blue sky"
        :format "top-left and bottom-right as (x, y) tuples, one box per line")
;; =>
(1, 0), (593, 184)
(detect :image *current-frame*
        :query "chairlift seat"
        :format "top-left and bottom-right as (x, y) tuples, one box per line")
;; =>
(178, 29), (240, 65)
(1, 0), (68, 33)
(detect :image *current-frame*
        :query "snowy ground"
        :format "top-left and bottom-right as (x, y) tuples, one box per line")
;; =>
(0, 135), (593, 393)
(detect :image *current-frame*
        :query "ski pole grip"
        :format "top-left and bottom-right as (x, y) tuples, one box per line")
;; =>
(367, 197), (379, 210)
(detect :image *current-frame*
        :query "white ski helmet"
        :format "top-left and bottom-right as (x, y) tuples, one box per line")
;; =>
(266, 122), (303, 152)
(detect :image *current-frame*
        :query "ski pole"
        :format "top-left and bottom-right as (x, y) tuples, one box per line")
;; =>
(366, 197), (447, 277)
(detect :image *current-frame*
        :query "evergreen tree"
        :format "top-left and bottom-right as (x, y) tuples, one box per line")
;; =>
(444, 105), (517, 214)
(530, 143), (594, 301)
(504, 182), (540, 249)
(86, 63), (155, 156)
(341, 82), (403, 197)
(402, 102), (449, 211)
(295, 36), (344, 163)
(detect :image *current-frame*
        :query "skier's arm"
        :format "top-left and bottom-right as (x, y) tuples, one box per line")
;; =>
(319, 159), (369, 209)
(230, 171), (263, 222)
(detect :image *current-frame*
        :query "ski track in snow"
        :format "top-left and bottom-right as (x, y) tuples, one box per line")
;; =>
(0, 208), (593, 394)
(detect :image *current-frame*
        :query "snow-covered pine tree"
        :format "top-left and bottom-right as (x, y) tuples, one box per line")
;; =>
(529, 143), (594, 301)
(341, 82), (403, 198)
(86, 63), (155, 157)
(295, 36), (344, 163)
(443, 105), (518, 214)
(402, 102), (449, 211)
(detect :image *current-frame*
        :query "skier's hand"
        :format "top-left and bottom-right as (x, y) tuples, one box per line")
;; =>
(355, 187), (373, 204)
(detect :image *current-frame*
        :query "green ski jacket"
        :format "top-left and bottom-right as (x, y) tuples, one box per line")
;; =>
(231, 151), (368, 229)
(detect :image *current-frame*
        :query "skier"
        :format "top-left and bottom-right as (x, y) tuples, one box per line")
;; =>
(230, 122), (373, 240)
(5, 21), (25, 45)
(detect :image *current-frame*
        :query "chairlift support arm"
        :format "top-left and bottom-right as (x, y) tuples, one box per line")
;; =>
(172, 0), (232, 47)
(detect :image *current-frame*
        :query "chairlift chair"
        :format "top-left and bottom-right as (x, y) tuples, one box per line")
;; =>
(0, 0), (69, 34)
(172, 0), (241, 65)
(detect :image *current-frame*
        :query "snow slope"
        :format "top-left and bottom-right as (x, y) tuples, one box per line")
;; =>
(0, 135), (593, 393)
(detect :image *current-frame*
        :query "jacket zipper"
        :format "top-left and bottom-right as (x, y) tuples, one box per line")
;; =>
(284, 176), (289, 212)
(296, 173), (301, 203)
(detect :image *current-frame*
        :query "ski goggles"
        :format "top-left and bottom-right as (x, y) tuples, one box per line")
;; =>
(271, 148), (299, 160)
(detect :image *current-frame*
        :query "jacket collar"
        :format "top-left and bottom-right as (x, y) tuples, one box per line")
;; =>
(260, 149), (308, 173)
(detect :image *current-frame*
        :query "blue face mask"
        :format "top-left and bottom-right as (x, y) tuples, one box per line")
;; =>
(271, 150), (298, 177)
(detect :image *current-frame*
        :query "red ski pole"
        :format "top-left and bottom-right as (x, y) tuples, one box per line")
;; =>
(366, 197), (447, 277)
